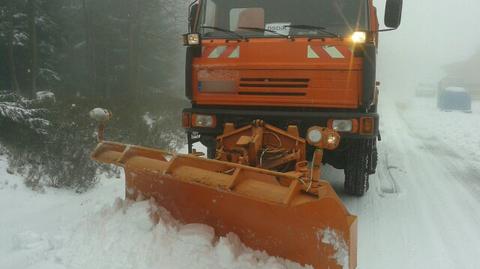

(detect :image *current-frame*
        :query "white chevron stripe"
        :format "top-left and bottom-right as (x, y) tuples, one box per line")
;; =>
(208, 46), (227, 58)
(323, 46), (345, 59)
(228, 46), (240, 58)
(307, 45), (320, 59)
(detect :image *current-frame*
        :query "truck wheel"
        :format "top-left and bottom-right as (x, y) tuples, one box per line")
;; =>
(344, 140), (370, 196)
(206, 146), (216, 159)
(200, 136), (217, 159)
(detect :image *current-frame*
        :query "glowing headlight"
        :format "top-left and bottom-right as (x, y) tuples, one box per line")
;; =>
(327, 133), (337, 145)
(192, 114), (216, 128)
(307, 129), (322, 144)
(351, 31), (366, 44)
(332, 120), (353, 132)
(306, 126), (341, 150)
(183, 33), (200, 46)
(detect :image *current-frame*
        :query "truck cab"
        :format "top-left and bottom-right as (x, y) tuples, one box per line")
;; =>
(182, 0), (402, 196)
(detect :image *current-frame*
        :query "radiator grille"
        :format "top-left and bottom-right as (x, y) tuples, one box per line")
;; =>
(238, 78), (309, 96)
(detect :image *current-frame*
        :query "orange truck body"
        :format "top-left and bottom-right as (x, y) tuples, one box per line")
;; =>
(190, 1), (379, 109)
(183, 0), (381, 173)
(193, 38), (364, 108)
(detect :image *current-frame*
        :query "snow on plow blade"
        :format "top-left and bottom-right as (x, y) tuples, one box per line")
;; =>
(92, 141), (357, 269)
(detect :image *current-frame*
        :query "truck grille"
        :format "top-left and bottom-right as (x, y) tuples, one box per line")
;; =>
(238, 78), (309, 96)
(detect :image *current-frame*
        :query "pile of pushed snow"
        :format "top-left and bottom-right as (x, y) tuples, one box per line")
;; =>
(0, 148), (308, 269)
(0, 154), (306, 269)
(52, 199), (307, 269)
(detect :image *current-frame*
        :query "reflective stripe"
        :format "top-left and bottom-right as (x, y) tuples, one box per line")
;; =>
(322, 46), (345, 59)
(208, 46), (227, 58)
(307, 45), (320, 59)
(228, 46), (240, 58)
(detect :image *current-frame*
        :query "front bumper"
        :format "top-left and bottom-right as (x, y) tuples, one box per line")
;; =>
(183, 106), (379, 139)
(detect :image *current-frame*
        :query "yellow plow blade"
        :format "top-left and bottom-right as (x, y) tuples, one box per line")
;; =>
(92, 141), (357, 269)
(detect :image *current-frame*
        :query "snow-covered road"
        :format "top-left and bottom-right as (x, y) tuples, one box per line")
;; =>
(326, 92), (480, 269)
(1, 92), (479, 269)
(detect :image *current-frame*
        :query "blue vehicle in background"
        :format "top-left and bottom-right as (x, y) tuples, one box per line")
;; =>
(437, 86), (472, 113)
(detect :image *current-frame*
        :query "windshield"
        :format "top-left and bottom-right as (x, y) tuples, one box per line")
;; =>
(198, 0), (369, 38)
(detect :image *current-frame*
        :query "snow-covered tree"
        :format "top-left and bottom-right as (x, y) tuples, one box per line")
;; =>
(1, 0), (187, 192)
(0, 91), (49, 134)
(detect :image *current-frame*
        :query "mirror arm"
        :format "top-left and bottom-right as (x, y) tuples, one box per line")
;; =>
(188, 0), (201, 33)
(377, 28), (398, 32)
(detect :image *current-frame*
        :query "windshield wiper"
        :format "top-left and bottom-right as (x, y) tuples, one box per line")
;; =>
(200, 26), (245, 40)
(237, 27), (291, 39)
(287, 24), (340, 38)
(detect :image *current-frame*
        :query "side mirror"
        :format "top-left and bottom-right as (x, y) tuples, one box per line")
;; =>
(384, 0), (403, 29)
(188, 3), (199, 33)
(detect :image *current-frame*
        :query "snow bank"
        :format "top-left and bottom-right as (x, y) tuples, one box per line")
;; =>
(53, 198), (306, 269)
(13, 198), (306, 269)
(0, 152), (307, 269)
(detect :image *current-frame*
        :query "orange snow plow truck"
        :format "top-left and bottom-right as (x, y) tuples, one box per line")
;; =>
(91, 0), (402, 268)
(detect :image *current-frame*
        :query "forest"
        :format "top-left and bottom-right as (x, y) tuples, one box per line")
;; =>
(0, 0), (188, 191)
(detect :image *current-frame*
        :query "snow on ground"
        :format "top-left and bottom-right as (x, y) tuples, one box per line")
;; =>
(324, 92), (480, 269)
(0, 156), (306, 269)
(401, 96), (480, 165)
(1, 91), (480, 269)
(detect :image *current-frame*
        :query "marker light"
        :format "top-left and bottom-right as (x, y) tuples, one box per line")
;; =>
(182, 112), (191, 128)
(351, 31), (366, 44)
(360, 117), (374, 135)
(183, 33), (200, 46)
(192, 114), (217, 128)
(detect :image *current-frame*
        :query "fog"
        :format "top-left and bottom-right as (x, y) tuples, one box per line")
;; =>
(375, 0), (480, 96)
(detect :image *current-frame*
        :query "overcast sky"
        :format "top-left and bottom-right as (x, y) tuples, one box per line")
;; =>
(374, 0), (480, 92)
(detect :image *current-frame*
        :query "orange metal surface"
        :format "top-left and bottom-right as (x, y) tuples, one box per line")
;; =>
(192, 38), (363, 109)
(215, 120), (306, 170)
(91, 141), (357, 269)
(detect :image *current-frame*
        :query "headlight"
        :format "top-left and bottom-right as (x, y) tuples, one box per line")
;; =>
(307, 128), (323, 144)
(192, 114), (216, 128)
(327, 133), (337, 145)
(306, 126), (341, 150)
(332, 120), (353, 132)
(351, 31), (366, 44)
(183, 33), (200, 46)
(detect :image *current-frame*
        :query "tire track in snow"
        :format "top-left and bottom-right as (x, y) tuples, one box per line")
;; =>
(394, 98), (480, 268)
(375, 149), (403, 197)
(398, 106), (480, 203)
(332, 93), (480, 269)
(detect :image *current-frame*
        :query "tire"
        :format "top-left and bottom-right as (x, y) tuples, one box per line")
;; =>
(206, 145), (216, 159)
(344, 140), (370, 196)
(200, 135), (217, 159)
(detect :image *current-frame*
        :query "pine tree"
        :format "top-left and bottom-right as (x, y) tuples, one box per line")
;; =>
(0, 91), (49, 134)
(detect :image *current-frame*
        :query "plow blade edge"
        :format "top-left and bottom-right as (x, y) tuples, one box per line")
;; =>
(92, 141), (357, 269)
